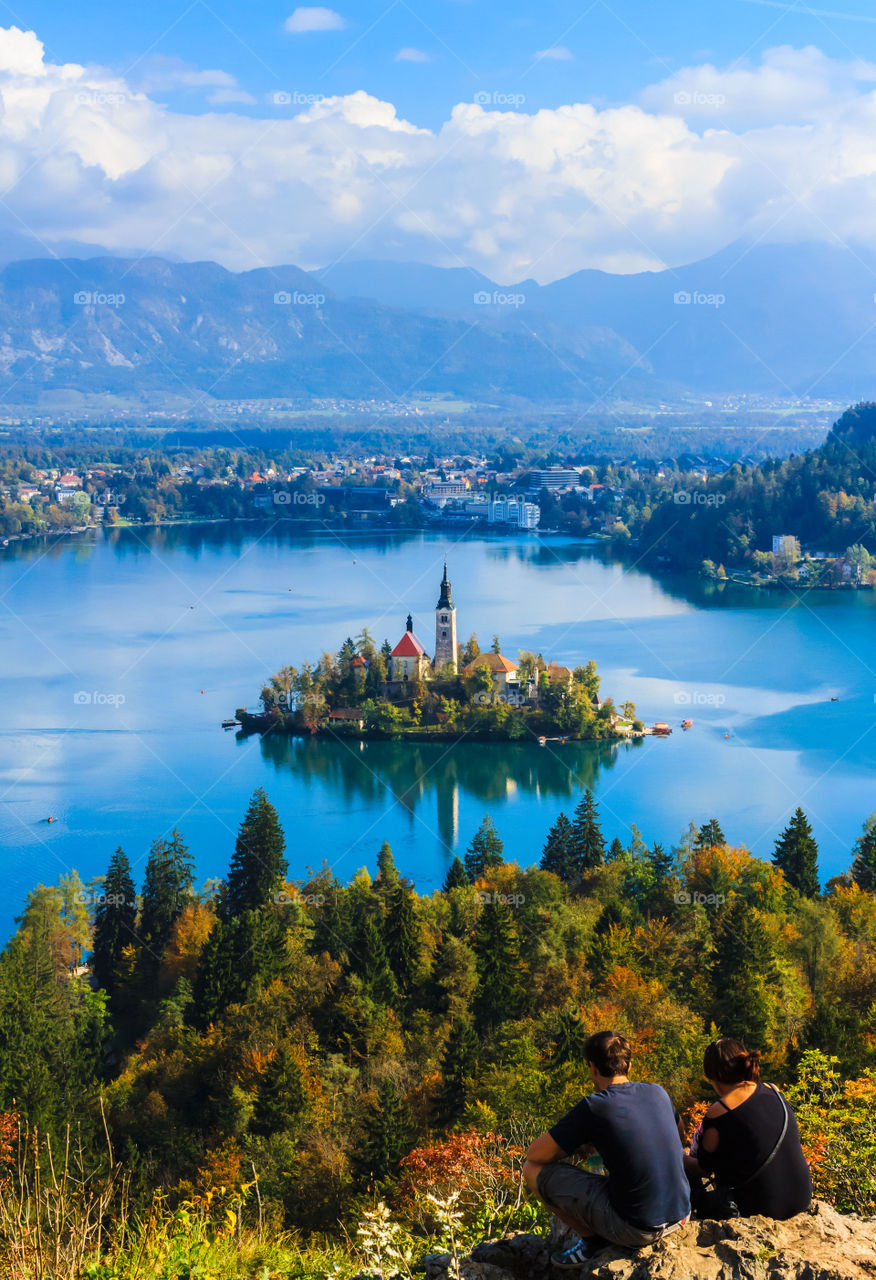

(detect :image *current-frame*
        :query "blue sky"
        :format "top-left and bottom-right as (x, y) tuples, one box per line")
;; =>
(16, 0), (876, 125)
(2, 2), (876, 278)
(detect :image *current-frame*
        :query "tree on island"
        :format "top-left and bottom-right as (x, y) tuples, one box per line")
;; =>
(491, 634), (502, 654)
(540, 812), (575, 882)
(443, 856), (469, 890)
(851, 813), (876, 893)
(773, 808), (820, 898)
(569, 790), (605, 875)
(464, 815), (505, 880)
(222, 788), (288, 920)
(90, 847), (137, 1001)
(696, 818), (726, 849)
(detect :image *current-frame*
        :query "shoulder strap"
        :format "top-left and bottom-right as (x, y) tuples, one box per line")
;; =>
(733, 1087), (789, 1191)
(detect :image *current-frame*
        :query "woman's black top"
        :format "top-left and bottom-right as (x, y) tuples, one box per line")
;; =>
(697, 1083), (812, 1219)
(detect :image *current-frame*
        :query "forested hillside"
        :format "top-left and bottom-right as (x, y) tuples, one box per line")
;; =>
(1, 788), (875, 1280)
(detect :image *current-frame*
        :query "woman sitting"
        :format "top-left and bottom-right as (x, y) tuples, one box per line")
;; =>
(684, 1037), (812, 1220)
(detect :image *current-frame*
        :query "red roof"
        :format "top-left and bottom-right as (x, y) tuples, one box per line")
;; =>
(350, 655), (367, 667)
(391, 631), (426, 658)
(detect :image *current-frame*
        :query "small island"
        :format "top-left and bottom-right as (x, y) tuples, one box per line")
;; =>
(234, 562), (644, 742)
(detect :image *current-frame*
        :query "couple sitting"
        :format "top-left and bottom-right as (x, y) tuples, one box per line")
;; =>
(522, 1030), (812, 1268)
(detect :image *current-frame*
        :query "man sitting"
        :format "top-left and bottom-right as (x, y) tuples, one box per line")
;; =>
(522, 1029), (690, 1267)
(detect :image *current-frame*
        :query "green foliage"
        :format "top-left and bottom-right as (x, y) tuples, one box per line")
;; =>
(222, 789), (288, 919)
(464, 815), (505, 881)
(774, 808), (820, 898)
(851, 813), (876, 893)
(91, 847), (137, 1002)
(569, 790), (605, 875)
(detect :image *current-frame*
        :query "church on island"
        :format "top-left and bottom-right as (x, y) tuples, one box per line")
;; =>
(386, 562), (573, 700)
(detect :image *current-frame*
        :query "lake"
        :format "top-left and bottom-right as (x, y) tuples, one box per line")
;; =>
(1, 523), (874, 936)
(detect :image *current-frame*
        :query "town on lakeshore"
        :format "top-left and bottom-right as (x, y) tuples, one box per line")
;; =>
(235, 561), (647, 743)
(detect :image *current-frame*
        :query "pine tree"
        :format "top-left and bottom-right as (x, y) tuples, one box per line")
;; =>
(709, 897), (779, 1050)
(696, 818), (726, 849)
(223, 789), (287, 920)
(353, 908), (397, 1004)
(464, 815), (505, 881)
(139, 831), (194, 977)
(773, 808), (820, 897)
(569, 790), (605, 875)
(374, 841), (400, 896)
(540, 812), (575, 881)
(385, 883), (421, 994)
(551, 1008), (589, 1066)
(354, 1078), (412, 1186)
(851, 814), (876, 893)
(606, 836), (626, 862)
(472, 898), (522, 1029)
(194, 908), (287, 1026)
(91, 847), (137, 1000)
(436, 1017), (479, 1123)
(649, 842), (674, 881)
(443, 856), (469, 890)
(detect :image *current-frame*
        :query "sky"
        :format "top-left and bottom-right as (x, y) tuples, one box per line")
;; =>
(3, 0), (876, 280)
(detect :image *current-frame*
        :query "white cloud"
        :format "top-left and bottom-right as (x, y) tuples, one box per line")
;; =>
(135, 56), (243, 94)
(396, 47), (430, 63)
(208, 87), (257, 105)
(2, 30), (876, 282)
(284, 7), (345, 33)
(535, 46), (574, 61)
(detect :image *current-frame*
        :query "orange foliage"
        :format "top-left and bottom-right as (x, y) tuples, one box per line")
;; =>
(680, 1100), (710, 1146)
(160, 903), (216, 985)
(398, 1130), (523, 1210)
(196, 1138), (244, 1192)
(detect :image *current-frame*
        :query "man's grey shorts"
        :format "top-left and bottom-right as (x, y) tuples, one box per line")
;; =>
(536, 1163), (687, 1249)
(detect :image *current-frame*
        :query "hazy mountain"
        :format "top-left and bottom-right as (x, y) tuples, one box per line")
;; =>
(321, 243), (876, 398)
(0, 255), (653, 405)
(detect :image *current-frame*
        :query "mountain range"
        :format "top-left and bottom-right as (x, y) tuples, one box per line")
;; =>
(0, 242), (872, 407)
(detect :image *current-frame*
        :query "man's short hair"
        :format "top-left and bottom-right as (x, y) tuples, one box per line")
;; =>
(585, 1029), (632, 1077)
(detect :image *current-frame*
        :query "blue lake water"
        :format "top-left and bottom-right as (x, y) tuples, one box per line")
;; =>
(1, 523), (874, 936)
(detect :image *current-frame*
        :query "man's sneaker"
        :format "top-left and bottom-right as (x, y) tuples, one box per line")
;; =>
(550, 1236), (608, 1268)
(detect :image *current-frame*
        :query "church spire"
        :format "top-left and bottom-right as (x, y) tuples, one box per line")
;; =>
(437, 559), (454, 610)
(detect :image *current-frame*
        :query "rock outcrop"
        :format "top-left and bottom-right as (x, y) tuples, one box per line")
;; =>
(421, 1202), (876, 1280)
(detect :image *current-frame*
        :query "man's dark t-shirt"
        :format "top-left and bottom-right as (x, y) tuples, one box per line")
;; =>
(548, 1082), (690, 1230)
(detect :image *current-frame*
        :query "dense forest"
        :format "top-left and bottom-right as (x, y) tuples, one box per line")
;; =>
(1, 790), (875, 1277)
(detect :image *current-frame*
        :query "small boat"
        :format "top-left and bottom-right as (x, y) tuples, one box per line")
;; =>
(222, 719), (241, 729)
(538, 736), (546, 746)
(46, 816), (55, 824)
(653, 721), (672, 735)
(681, 719), (693, 729)
(830, 696), (839, 702)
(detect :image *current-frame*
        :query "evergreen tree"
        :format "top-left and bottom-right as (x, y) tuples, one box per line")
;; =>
(443, 856), (469, 890)
(569, 790), (605, 875)
(851, 813), (876, 893)
(696, 818), (726, 849)
(606, 836), (626, 862)
(354, 1078), (412, 1186)
(464, 815), (505, 881)
(90, 847), (137, 1000)
(374, 841), (400, 896)
(709, 897), (780, 1050)
(194, 908), (287, 1026)
(385, 882), (421, 995)
(436, 1017), (479, 1123)
(550, 1008), (589, 1066)
(223, 789), (287, 920)
(773, 808), (820, 897)
(310, 882), (349, 960)
(139, 830), (194, 977)
(540, 812), (575, 881)
(649, 842), (674, 881)
(353, 908), (397, 1004)
(472, 898), (523, 1029)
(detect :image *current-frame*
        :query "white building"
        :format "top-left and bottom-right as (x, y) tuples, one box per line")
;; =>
(489, 498), (540, 529)
(528, 468), (581, 492)
(772, 534), (800, 558)
(424, 481), (469, 507)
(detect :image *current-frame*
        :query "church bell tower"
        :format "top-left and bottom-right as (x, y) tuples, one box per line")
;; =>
(434, 560), (458, 673)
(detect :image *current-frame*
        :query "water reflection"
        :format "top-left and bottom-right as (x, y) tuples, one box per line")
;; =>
(257, 733), (642, 847)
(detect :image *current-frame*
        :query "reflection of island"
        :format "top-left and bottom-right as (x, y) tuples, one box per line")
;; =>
(256, 734), (643, 848)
